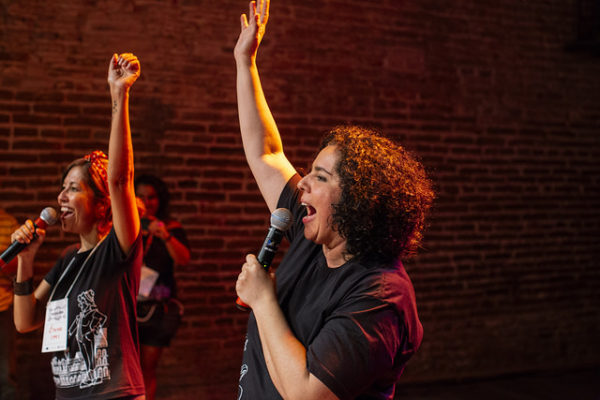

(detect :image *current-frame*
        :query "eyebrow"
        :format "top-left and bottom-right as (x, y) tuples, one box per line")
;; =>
(313, 165), (333, 176)
(62, 180), (80, 188)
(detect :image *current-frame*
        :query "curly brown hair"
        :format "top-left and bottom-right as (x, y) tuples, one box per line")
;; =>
(320, 126), (434, 263)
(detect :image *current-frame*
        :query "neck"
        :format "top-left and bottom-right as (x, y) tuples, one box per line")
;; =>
(322, 238), (349, 268)
(79, 227), (104, 252)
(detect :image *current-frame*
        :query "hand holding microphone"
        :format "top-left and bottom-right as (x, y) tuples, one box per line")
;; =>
(236, 208), (293, 311)
(0, 207), (58, 269)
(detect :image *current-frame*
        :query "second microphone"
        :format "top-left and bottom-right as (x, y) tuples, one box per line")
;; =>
(236, 207), (293, 311)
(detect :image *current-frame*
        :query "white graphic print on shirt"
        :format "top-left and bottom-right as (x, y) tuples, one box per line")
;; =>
(51, 290), (110, 389)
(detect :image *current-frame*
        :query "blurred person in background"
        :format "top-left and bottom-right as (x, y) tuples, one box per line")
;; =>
(135, 174), (190, 400)
(0, 208), (19, 400)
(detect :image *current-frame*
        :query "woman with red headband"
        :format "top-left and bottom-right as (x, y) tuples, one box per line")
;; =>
(11, 53), (145, 399)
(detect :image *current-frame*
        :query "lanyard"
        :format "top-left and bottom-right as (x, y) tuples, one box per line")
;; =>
(48, 238), (104, 302)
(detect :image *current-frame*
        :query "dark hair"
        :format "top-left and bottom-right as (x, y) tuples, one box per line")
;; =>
(134, 174), (170, 220)
(320, 125), (434, 263)
(61, 156), (112, 235)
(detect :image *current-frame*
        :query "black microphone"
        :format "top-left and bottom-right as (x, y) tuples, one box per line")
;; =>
(0, 207), (58, 269)
(236, 208), (293, 311)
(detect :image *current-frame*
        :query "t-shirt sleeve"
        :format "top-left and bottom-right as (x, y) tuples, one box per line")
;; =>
(102, 227), (143, 272)
(276, 173), (304, 242)
(170, 226), (190, 251)
(306, 292), (404, 399)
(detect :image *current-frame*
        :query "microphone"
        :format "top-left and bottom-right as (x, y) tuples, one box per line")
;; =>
(236, 208), (293, 311)
(0, 207), (58, 269)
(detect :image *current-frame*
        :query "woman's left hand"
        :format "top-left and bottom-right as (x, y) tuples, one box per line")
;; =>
(235, 253), (276, 309)
(107, 53), (141, 91)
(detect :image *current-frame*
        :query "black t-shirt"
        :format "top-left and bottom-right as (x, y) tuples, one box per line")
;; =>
(141, 219), (189, 299)
(238, 175), (423, 400)
(44, 228), (144, 399)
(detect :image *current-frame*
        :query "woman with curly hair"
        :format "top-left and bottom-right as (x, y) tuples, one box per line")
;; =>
(234, 2), (434, 399)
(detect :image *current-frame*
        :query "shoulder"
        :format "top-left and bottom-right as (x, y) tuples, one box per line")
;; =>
(339, 260), (418, 309)
(99, 227), (142, 260)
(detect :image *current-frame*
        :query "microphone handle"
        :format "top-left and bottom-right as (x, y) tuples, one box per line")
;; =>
(257, 227), (284, 268)
(0, 241), (27, 269)
(236, 227), (285, 311)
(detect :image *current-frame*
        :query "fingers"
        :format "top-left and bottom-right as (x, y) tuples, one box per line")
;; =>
(11, 220), (37, 244)
(116, 53), (140, 73)
(147, 220), (167, 237)
(108, 53), (118, 71)
(259, 0), (269, 25)
(109, 53), (140, 76)
(239, 254), (260, 278)
(240, 13), (248, 30)
(237, 255), (258, 294)
(249, 1), (255, 20)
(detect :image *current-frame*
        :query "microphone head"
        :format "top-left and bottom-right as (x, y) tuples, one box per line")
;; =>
(271, 208), (293, 232)
(40, 207), (59, 226)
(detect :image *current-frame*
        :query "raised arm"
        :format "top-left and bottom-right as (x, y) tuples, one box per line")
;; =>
(234, 0), (296, 211)
(106, 53), (141, 254)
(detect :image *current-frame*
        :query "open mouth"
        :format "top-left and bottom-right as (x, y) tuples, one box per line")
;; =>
(301, 202), (316, 223)
(60, 207), (74, 220)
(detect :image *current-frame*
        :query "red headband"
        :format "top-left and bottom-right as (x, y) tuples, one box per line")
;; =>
(84, 150), (109, 197)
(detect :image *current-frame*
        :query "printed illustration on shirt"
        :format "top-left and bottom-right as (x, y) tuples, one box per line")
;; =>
(51, 289), (110, 389)
(238, 336), (249, 400)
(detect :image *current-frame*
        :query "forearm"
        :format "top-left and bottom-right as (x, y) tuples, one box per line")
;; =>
(164, 236), (190, 266)
(236, 60), (296, 209)
(236, 59), (284, 162)
(16, 256), (35, 282)
(108, 88), (139, 250)
(13, 292), (44, 333)
(253, 299), (337, 400)
(108, 90), (134, 190)
(14, 260), (46, 332)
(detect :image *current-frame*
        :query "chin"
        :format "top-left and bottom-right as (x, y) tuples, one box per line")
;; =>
(61, 222), (79, 235)
(303, 230), (316, 243)
(304, 231), (324, 245)
(60, 221), (70, 232)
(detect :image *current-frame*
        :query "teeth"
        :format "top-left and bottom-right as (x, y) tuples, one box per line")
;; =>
(301, 202), (316, 216)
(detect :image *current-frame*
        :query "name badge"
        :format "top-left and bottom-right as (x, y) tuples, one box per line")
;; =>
(138, 265), (159, 299)
(42, 298), (69, 353)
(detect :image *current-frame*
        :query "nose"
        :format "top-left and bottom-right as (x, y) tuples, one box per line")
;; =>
(297, 175), (309, 192)
(57, 188), (67, 204)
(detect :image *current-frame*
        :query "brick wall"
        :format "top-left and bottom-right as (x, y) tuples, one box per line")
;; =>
(1, 0), (599, 399)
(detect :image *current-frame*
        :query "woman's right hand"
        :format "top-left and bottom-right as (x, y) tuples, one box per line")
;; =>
(10, 219), (45, 262)
(234, 0), (270, 64)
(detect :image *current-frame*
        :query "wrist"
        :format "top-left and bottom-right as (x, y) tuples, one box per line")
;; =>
(13, 277), (34, 296)
(110, 87), (130, 101)
(235, 55), (256, 69)
(252, 292), (279, 315)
